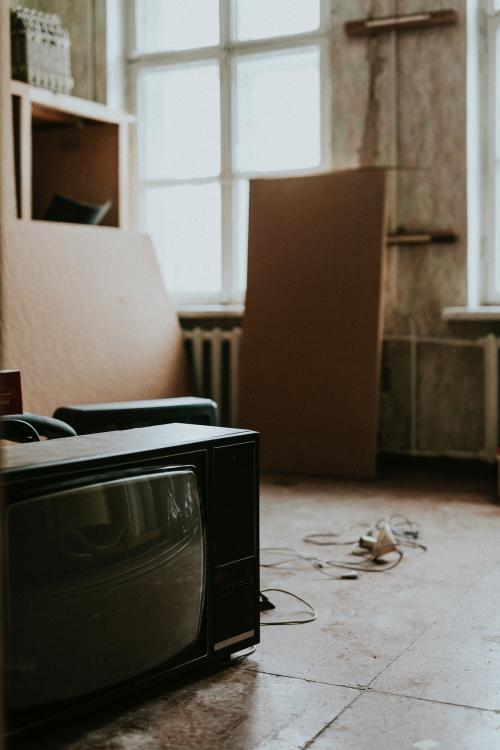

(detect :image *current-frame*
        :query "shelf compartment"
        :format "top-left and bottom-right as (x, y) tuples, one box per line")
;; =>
(32, 118), (120, 227)
(10, 81), (133, 228)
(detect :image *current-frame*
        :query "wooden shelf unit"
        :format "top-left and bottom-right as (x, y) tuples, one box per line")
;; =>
(10, 80), (133, 228)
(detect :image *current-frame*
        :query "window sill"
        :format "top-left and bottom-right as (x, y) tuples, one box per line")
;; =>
(443, 306), (500, 321)
(178, 305), (500, 324)
(177, 304), (244, 321)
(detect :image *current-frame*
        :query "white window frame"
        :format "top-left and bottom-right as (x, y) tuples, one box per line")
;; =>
(126, 0), (332, 306)
(482, 1), (500, 302)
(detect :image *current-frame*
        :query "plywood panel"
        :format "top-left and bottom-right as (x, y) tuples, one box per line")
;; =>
(1, 220), (191, 416)
(239, 170), (387, 478)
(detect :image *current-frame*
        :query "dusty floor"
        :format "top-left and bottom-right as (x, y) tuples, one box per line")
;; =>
(19, 464), (500, 749)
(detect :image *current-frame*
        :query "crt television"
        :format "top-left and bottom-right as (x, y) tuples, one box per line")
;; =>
(3, 423), (259, 734)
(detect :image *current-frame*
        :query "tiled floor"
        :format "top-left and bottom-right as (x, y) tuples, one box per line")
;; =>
(18, 465), (500, 749)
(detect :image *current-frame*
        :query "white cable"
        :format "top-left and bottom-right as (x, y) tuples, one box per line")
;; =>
(260, 588), (317, 625)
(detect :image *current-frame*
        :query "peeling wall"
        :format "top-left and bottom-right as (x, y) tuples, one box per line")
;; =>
(331, 0), (467, 331)
(394, 0), (468, 335)
(331, 1), (491, 456)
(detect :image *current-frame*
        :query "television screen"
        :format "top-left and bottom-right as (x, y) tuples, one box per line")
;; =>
(7, 468), (205, 708)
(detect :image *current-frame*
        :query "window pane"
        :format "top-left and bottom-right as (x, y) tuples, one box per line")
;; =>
(231, 0), (320, 41)
(136, 0), (219, 53)
(142, 183), (222, 294)
(139, 64), (221, 180)
(233, 49), (321, 173)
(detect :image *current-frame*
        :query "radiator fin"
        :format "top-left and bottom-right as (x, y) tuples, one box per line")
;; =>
(184, 327), (242, 427)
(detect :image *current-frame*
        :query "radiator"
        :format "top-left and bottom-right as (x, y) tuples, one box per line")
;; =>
(184, 328), (499, 460)
(183, 327), (242, 427)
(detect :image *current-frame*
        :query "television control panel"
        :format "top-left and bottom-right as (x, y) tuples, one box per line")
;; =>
(214, 558), (256, 600)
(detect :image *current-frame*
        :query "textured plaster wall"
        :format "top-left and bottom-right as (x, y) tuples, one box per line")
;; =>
(331, 0), (487, 456)
(394, 0), (468, 335)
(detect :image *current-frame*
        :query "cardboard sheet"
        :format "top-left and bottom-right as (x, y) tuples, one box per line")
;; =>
(238, 170), (387, 478)
(1, 220), (191, 416)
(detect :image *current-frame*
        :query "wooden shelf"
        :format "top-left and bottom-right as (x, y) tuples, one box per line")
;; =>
(345, 9), (458, 36)
(10, 81), (134, 228)
(10, 80), (131, 126)
(386, 229), (458, 246)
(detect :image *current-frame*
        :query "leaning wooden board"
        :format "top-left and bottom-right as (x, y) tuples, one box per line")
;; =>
(1, 220), (191, 417)
(238, 170), (387, 478)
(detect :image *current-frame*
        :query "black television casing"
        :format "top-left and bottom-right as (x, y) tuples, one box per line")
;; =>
(3, 423), (259, 735)
(53, 396), (219, 433)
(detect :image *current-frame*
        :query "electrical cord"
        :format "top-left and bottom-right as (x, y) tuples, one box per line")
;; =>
(397, 538), (427, 553)
(304, 514), (421, 548)
(387, 514), (421, 540)
(260, 588), (317, 625)
(261, 514), (425, 576)
(261, 545), (403, 573)
(260, 547), (306, 566)
(259, 515), (424, 627)
(260, 548), (360, 579)
(303, 522), (363, 546)
(324, 546), (404, 573)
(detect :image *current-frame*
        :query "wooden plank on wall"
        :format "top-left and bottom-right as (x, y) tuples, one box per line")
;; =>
(1, 221), (192, 416)
(238, 169), (388, 478)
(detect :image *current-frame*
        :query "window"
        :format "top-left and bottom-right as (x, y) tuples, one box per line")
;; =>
(128, 0), (331, 304)
(483, 1), (500, 302)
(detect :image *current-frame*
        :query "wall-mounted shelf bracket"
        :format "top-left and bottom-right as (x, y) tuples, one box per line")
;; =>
(345, 9), (457, 36)
(386, 228), (458, 246)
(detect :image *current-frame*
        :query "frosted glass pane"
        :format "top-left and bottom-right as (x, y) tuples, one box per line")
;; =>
(136, 0), (219, 52)
(234, 180), (249, 293)
(139, 64), (220, 180)
(232, 0), (320, 41)
(143, 183), (222, 294)
(234, 49), (321, 173)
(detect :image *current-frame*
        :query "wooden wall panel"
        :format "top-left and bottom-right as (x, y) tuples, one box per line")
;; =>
(239, 170), (387, 478)
(1, 221), (191, 416)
